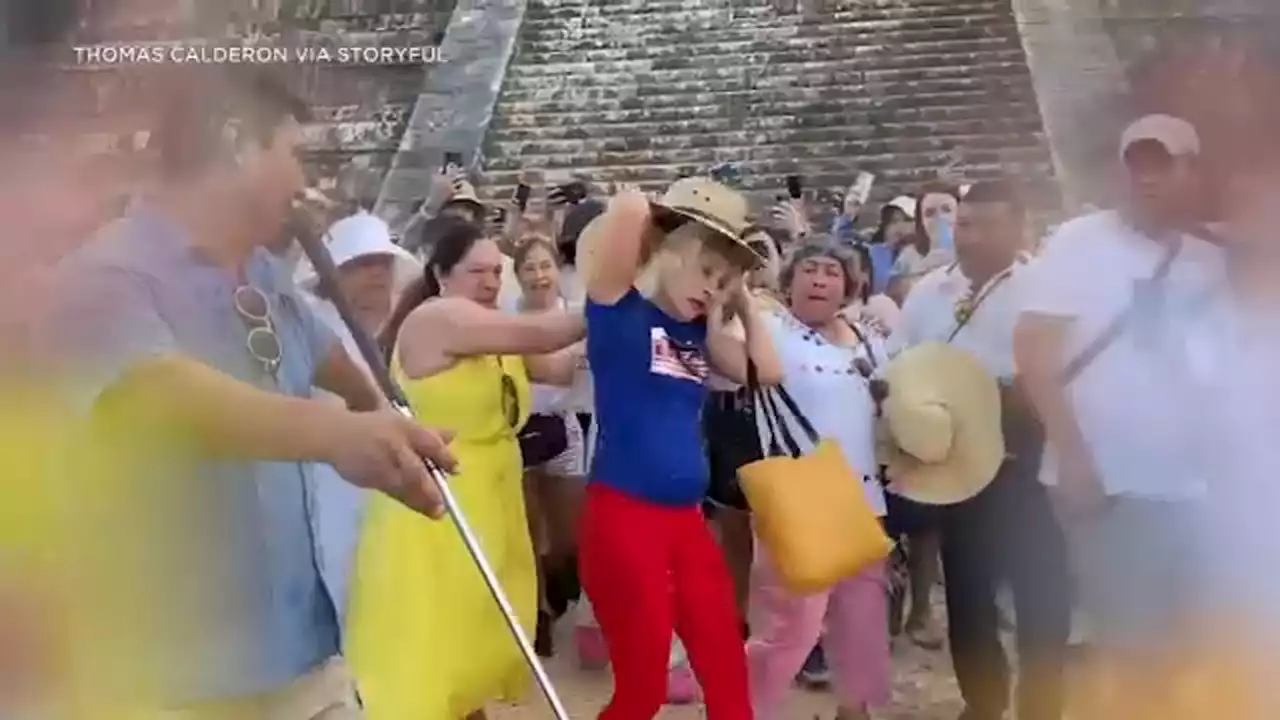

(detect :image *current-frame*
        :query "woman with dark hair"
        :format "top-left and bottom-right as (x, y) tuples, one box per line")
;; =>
(912, 183), (961, 256)
(346, 218), (585, 719)
(555, 198), (606, 303)
(883, 184), (959, 308)
(865, 196), (914, 280)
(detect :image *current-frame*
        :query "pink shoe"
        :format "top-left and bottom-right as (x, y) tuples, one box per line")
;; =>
(666, 663), (699, 705)
(574, 625), (609, 670)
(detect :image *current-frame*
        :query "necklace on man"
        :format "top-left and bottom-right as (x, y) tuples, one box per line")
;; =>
(953, 263), (1016, 326)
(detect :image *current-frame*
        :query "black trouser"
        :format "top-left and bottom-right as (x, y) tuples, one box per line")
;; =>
(940, 455), (1071, 720)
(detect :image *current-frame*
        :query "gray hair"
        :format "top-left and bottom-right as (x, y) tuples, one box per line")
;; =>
(778, 234), (861, 301)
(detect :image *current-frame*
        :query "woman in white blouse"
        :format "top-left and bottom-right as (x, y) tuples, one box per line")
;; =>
(746, 236), (890, 720)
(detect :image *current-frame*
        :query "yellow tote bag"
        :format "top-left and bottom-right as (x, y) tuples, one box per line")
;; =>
(738, 384), (893, 594)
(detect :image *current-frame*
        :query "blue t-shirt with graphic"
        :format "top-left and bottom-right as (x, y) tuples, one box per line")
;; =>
(586, 288), (710, 506)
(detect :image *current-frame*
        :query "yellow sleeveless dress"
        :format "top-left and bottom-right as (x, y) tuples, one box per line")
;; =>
(346, 354), (536, 719)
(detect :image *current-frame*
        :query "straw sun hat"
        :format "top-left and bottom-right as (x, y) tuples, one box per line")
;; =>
(651, 177), (764, 268)
(877, 342), (1006, 506)
(577, 177), (765, 279)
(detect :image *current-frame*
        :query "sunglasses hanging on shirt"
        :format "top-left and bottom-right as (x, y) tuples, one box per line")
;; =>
(232, 285), (282, 377)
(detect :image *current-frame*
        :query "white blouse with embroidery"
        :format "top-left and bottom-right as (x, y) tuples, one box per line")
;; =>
(759, 308), (888, 516)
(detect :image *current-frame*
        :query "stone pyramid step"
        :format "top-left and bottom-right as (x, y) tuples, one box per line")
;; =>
(480, 0), (1053, 215)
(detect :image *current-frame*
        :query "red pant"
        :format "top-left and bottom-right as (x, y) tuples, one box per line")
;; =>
(578, 483), (750, 720)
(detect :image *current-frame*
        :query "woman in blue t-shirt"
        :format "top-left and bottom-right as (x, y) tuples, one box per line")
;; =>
(577, 178), (782, 719)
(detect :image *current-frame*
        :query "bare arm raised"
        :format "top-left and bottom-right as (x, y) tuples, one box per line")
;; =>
(581, 188), (659, 305)
(398, 297), (584, 380)
(706, 284), (783, 386)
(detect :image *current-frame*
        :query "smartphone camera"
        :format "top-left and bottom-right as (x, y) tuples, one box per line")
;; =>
(514, 183), (531, 211)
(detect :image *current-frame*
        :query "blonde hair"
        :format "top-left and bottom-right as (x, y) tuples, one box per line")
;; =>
(637, 222), (747, 296)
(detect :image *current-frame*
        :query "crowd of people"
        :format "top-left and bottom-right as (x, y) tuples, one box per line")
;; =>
(5, 20), (1280, 720)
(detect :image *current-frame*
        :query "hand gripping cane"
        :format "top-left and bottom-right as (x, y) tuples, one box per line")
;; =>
(290, 205), (571, 720)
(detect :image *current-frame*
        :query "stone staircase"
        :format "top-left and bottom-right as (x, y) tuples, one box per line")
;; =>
(481, 0), (1055, 212)
(54, 0), (455, 205)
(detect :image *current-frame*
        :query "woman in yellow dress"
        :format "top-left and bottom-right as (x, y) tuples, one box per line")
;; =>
(347, 218), (584, 719)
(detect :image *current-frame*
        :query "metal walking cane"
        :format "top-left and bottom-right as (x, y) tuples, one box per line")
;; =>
(291, 205), (572, 720)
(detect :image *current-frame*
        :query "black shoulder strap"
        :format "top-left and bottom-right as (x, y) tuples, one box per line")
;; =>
(846, 319), (878, 369)
(749, 358), (817, 458)
(946, 301), (977, 344)
(1058, 241), (1180, 385)
(759, 389), (803, 457)
(771, 385), (820, 447)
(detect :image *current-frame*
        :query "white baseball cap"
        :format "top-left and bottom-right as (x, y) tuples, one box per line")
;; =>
(886, 195), (917, 219)
(1119, 114), (1201, 160)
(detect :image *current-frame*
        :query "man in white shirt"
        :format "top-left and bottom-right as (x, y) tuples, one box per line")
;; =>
(1015, 115), (1223, 712)
(891, 180), (1070, 720)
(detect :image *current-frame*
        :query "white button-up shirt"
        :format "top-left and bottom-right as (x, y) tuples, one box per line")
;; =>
(888, 259), (1029, 381)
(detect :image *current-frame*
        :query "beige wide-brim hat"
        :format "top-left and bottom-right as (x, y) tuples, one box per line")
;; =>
(877, 342), (1005, 506)
(651, 177), (764, 268)
(576, 177), (764, 279)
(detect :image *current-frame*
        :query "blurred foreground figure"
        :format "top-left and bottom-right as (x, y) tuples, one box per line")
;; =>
(1, 4), (157, 717)
(1080, 29), (1280, 718)
(1179, 34), (1280, 718)
(13, 56), (456, 719)
(1015, 115), (1224, 719)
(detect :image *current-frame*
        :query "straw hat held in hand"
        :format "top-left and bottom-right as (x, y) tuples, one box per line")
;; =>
(877, 342), (1005, 506)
